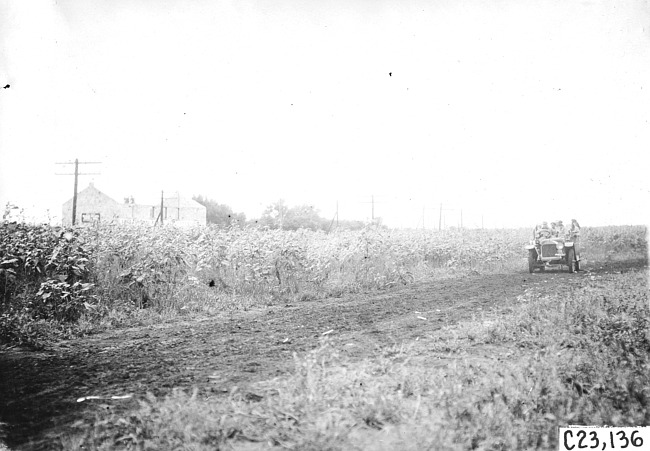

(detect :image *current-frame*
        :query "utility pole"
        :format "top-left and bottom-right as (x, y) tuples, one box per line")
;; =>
(55, 159), (101, 225)
(439, 203), (443, 231)
(336, 200), (339, 228)
(328, 201), (339, 234)
(482, 214), (484, 230)
(72, 161), (79, 225)
(460, 209), (463, 229)
(422, 205), (441, 230)
(154, 191), (164, 226)
(360, 195), (384, 224)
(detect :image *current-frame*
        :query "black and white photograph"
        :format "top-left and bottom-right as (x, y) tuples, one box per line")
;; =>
(0, 0), (648, 449)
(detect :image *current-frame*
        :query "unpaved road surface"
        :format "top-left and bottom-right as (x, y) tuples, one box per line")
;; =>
(0, 259), (645, 450)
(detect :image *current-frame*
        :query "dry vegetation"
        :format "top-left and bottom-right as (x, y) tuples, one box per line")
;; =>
(1, 223), (549, 345)
(1, 221), (647, 450)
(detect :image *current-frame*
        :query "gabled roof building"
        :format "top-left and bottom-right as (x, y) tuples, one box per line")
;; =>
(62, 183), (206, 226)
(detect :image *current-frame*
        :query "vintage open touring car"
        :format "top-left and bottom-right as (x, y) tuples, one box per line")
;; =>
(525, 220), (581, 273)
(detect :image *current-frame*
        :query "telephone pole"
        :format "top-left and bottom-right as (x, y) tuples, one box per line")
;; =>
(439, 203), (443, 231)
(360, 195), (387, 224)
(328, 201), (340, 234)
(154, 191), (165, 226)
(360, 195), (375, 223)
(55, 159), (101, 225)
(336, 200), (339, 228)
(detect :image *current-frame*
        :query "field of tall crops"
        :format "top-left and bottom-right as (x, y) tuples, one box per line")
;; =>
(1, 222), (648, 450)
(0, 221), (647, 346)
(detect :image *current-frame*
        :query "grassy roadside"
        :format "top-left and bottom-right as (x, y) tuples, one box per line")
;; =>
(62, 265), (649, 451)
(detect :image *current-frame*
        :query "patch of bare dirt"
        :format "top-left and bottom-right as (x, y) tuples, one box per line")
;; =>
(0, 258), (645, 450)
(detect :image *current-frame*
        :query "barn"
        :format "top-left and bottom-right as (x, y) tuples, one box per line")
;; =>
(61, 183), (206, 226)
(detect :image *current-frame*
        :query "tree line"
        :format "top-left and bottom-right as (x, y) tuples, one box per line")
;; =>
(192, 196), (367, 231)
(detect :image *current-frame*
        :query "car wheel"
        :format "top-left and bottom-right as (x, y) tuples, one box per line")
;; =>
(528, 250), (536, 273)
(566, 248), (576, 273)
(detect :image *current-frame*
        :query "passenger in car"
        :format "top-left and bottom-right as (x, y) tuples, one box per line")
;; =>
(570, 219), (580, 232)
(568, 219), (581, 239)
(537, 222), (552, 239)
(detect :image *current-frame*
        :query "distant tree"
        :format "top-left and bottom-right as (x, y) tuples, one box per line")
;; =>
(259, 199), (289, 229)
(193, 195), (246, 227)
(284, 204), (328, 231)
(257, 200), (380, 232)
(258, 200), (329, 231)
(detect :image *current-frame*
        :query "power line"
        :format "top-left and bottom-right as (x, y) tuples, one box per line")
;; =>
(55, 159), (102, 225)
(359, 194), (391, 222)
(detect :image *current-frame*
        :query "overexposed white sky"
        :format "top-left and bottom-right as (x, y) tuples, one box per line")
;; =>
(1, 0), (649, 228)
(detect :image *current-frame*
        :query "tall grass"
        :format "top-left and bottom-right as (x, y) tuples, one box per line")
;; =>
(87, 223), (647, 311)
(1, 222), (646, 345)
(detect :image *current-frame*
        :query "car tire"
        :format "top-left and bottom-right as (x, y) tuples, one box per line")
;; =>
(528, 250), (536, 273)
(566, 248), (576, 273)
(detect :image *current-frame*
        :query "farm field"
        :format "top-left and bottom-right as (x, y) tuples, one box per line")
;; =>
(0, 224), (647, 450)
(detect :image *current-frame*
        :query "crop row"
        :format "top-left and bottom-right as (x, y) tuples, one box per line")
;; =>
(0, 222), (647, 341)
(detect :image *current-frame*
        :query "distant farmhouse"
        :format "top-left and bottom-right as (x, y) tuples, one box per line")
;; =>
(62, 183), (206, 226)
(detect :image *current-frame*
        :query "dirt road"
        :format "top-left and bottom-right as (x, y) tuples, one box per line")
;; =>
(0, 259), (643, 450)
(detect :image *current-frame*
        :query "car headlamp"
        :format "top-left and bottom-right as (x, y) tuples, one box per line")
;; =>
(556, 242), (564, 249)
